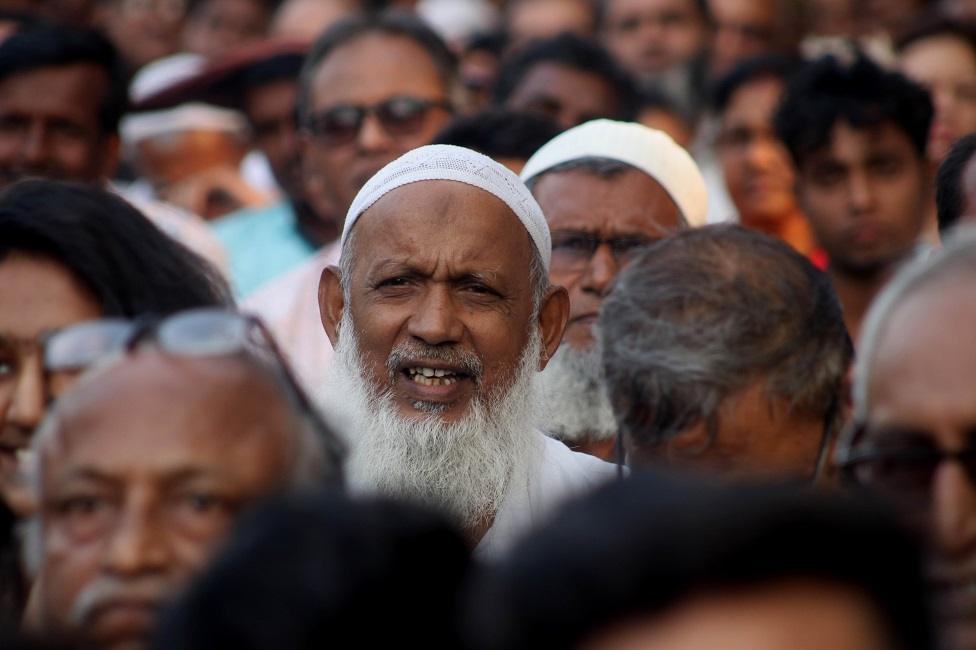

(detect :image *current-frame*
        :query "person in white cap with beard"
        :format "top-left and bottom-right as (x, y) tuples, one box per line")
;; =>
(521, 119), (708, 461)
(319, 144), (616, 556)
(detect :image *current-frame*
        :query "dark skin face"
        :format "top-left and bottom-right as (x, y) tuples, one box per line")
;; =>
(533, 168), (683, 348)
(244, 78), (303, 201)
(95, 0), (185, 71)
(319, 180), (569, 424)
(601, 0), (709, 80)
(505, 62), (623, 130)
(35, 351), (297, 650)
(182, 0), (270, 60)
(0, 64), (118, 190)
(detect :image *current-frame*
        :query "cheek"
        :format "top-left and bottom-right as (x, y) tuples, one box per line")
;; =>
(42, 526), (101, 615)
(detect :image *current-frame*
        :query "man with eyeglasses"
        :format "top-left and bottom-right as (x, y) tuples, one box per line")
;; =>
(22, 309), (342, 650)
(840, 227), (976, 650)
(244, 9), (455, 392)
(519, 119), (706, 460)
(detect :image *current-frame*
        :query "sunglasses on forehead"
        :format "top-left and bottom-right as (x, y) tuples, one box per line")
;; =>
(303, 96), (451, 146)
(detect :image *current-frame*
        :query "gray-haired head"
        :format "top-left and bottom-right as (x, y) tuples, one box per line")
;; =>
(600, 224), (853, 458)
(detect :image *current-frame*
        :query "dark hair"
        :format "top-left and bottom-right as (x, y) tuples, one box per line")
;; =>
(936, 132), (976, 233)
(895, 14), (976, 57)
(492, 32), (639, 119)
(0, 22), (129, 135)
(432, 109), (563, 162)
(774, 54), (933, 168)
(711, 54), (798, 113)
(470, 475), (933, 650)
(0, 180), (232, 316)
(599, 225), (852, 449)
(297, 9), (456, 125)
(154, 491), (471, 649)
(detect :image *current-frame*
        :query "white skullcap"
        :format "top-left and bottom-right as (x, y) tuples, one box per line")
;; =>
(520, 119), (709, 227)
(129, 53), (206, 103)
(343, 144), (552, 270)
(120, 103), (249, 145)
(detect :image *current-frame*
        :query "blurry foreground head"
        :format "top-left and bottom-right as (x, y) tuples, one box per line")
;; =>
(24, 309), (342, 650)
(600, 225), (852, 480)
(936, 132), (976, 236)
(844, 226), (976, 650)
(154, 492), (469, 649)
(471, 475), (933, 650)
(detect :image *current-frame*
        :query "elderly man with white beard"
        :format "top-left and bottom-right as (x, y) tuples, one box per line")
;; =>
(520, 120), (708, 461)
(319, 144), (616, 555)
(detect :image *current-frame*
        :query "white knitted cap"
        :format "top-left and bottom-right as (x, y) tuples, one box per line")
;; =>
(343, 144), (552, 270)
(521, 119), (709, 227)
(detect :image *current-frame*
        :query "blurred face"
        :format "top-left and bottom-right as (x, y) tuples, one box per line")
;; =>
(797, 121), (927, 277)
(302, 34), (452, 220)
(321, 181), (567, 425)
(182, 0), (270, 60)
(859, 281), (976, 649)
(900, 34), (976, 164)
(269, 0), (355, 41)
(580, 581), (891, 650)
(34, 352), (295, 650)
(708, 0), (779, 78)
(0, 64), (117, 190)
(505, 62), (623, 130)
(601, 0), (708, 80)
(507, 0), (595, 45)
(533, 168), (682, 348)
(0, 254), (101, 503)
(244, 78), (302, 199)
(637, 106), (692, 148)
(97, 0), (185, 70)
(717, 76), (799, 229)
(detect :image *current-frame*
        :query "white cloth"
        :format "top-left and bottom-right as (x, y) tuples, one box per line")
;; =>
(476, 433), (617, 558)
(243, 242), (340, 393)
(343, 144), (552, 270)
(520, 119), (709, 227)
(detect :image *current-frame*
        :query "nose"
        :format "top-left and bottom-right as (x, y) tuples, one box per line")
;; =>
(931, 462), (976, 559)
(745, 138), (778, 172)
(103, 499), (170, 577)
(356, 112), (395, 153)
(580, 243), (619, 298)
(406, 284), (464, 346)
(7, 354), (44, 433)
(847, 170), (876, 214)
(20, 121), (49, 166)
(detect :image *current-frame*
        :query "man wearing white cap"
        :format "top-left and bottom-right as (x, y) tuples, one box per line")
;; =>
(521, 119), (707, 460)
(319, 144), (615, 556)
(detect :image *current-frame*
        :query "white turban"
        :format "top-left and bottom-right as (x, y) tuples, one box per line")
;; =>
(520, 119), (709, 227)
(343, 144), (552, 270)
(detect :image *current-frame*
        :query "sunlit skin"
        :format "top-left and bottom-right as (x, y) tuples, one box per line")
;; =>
(864, 279), (976, 650)
(302, 34), (452, 220)
(320, 180), (569, 424)
(0, 64), (118, 190)
(0, 254), (101, 510)
(718, 75), (814, 255)
(579, 581), (893, 650)
(34, 351), (299, 650)
(269, 0), (356, 41)
(507, 0), (596, 45)
(504, 62), (624, 130)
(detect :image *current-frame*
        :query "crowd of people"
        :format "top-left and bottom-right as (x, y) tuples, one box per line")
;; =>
(1, 0), (976, 647)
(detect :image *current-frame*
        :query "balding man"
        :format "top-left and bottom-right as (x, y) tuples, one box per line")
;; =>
(319, 145), (615, 556)
(24, 310), (341, 650)
(522, 119), (706, 460)
(839, 227), (976, 650)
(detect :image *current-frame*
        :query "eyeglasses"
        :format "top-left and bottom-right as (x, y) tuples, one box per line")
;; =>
(550, 231), (659, 273)
(303, 96), (451, 146)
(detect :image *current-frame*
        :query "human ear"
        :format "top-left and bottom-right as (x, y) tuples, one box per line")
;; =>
(319, 265), (344, 347)
(536, 285), (570, 371)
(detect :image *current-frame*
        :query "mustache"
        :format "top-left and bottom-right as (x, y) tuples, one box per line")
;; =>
(69, 574), (170, 627)
(386, 341), (484, 385)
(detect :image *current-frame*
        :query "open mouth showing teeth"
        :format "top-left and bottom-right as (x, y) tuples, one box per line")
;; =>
(404, 367), (465, 386)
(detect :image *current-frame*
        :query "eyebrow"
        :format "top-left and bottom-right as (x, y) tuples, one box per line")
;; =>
(368, 259), (506, 284)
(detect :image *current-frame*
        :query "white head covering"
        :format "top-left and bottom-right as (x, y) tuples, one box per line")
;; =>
(343, 144), (552, 270)
(520, 119), (709, 227)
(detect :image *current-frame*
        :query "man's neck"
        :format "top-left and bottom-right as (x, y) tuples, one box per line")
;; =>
(828, 265), (893, 343)
(292, 198), (339, 248)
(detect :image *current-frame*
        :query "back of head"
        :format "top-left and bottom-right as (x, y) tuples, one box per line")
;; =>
(0, 21), (129, 136)
(774, 53), (932, 168)
(0, 179), (231, 315)
(432, 109), (563, 164)
(599, 224), (852, 447)
(936, 132), (976, 234)
(154, 491), (471, 649)
(471, 475), (932, 650)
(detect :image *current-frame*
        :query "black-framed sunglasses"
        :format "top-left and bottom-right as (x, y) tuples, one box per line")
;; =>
(550, 231), (662, 272)
(303, 96), (451, 146)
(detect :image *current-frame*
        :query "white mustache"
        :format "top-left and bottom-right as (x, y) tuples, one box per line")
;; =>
(69, 574), (170, 627)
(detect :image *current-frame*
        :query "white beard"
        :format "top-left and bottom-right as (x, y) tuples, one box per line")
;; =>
(537, 341), (617, 444)
(321, 311), (542, 532)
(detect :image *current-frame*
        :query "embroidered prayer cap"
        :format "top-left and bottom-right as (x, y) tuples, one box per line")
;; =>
(342, 144), (552, 270)
(520, 119), (709, 227)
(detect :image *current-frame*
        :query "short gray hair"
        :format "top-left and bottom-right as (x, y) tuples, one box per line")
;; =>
(600, 224), (853, 448)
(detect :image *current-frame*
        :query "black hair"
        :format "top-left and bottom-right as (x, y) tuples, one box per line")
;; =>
(711, 54), (798, 113)
(0, 180), (232, 316)
(492, 32), (639, 119)
(432, 109), (563, 162)
(470, 475), (933, 650)
(0, 22), (129, 135)
(774, 53), (933, 168)
(464, 30), (509, 57)
(895, 14), (976, 57)
(239, 52), (306, 91)
(936, 132), (976, 233)
(297, 9), (456, 125)
(153, 491), (471, 649)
